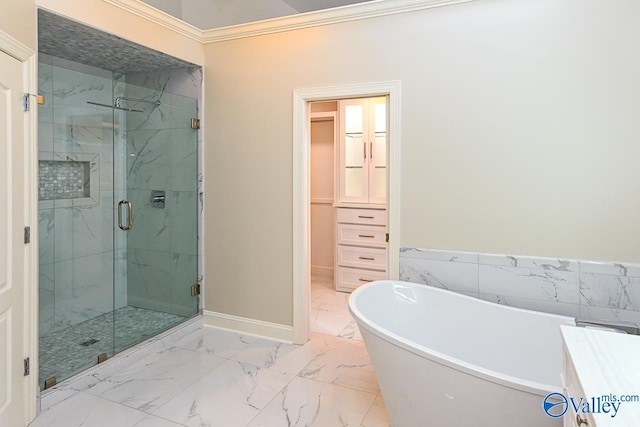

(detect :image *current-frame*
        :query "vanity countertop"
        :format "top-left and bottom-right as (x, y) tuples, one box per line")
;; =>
(560, 326), (640, 427)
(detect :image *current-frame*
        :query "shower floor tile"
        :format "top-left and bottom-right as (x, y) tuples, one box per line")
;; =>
(39, 306), (186, 388)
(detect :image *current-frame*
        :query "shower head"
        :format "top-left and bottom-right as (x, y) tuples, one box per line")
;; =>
(86, 101), (143, 113)
(114, 96), (161, 109)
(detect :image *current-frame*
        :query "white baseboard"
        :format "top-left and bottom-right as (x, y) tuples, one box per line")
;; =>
(311, 265), (334, 278)
(203, 310), (294, 343)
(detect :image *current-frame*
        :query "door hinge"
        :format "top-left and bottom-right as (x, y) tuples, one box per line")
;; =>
(23, 93), (45, 111)
(386, 232), (389, 243)
(190, 118), (200, 129)
(44, 377), (57, 390)
(24, 226), (30, 244)
(23, 357), (30, 376)
(191, 284), (201, 296)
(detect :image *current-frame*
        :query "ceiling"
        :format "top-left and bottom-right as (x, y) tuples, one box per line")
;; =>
(140, 0), (372, 29)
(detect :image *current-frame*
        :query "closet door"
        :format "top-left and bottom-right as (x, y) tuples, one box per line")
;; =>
(338, 99), (369, 203)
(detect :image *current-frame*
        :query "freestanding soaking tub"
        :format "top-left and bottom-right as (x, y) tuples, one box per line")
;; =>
(349, 280), (575, 427)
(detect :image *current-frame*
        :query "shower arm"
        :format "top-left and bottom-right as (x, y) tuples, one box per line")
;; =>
(115, 96), (161, 109)
(86, 101), (143, 113)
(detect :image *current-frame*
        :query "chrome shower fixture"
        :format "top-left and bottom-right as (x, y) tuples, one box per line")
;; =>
(86, 101), (143, 112)
(114, 96), (161, 109)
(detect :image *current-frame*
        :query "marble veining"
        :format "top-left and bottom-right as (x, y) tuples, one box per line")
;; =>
(478, 253), (579, 271)
(580, 273), (640, 311)
(247, 376), (376, 427)
(34, 277), (390, 427)
(479, 264), (579, 304)
(400, 257), (478, 294)
(400, 247), (640, 326)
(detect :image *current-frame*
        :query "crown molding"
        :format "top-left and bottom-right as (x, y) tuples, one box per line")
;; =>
(102, 0), (203, 41)
(103, 0), (475, 44)
(201, 0), (474, 43)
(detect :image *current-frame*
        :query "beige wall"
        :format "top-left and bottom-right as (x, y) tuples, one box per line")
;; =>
(204, 0), (640, 326)
(36, 0), (204, 66)
(1, 0), (36, 50)
(310, 118), (335, 276)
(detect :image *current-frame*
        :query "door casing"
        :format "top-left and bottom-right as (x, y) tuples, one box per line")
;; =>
(292, 81), (402, 344)
(0, 29), (39, 426)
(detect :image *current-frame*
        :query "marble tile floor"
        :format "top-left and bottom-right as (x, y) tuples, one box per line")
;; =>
(30, 275), (390, 427)
(39, 306), (186, 392)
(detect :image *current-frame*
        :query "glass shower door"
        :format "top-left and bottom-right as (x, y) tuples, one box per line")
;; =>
(113, 82), (199, 353)
(38, 59), (199, 390)
(38, 57), (118, 389)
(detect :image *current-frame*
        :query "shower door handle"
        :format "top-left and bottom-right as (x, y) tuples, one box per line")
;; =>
(118, 200), (133, 231)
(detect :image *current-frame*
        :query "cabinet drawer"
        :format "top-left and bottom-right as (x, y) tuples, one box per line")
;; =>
(336, 266), (387, 292)
(336, 207), (386, 226)
(337, 223), (386, 248)
(337, 246), (386, 270)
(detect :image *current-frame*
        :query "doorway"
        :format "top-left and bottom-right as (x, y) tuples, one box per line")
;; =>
(292, 81), (402, 344)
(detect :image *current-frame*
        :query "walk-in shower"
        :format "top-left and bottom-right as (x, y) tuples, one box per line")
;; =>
(37, 10), (202, 390)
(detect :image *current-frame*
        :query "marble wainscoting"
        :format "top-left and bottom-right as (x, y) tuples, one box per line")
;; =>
(399, 247), (640, 327)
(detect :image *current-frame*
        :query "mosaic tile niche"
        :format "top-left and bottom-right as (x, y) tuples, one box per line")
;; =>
(39, 159), (90, 201)
(38, 152), (100, 209)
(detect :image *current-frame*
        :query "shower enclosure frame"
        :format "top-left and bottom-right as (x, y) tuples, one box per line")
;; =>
(37, 10), (203, 392)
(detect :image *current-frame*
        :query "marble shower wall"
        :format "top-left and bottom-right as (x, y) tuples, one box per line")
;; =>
(38, 56), (202, 337)
(399, 247), (640, 327)
(123, 68), (201, 317)
(38, 55), (126, 336)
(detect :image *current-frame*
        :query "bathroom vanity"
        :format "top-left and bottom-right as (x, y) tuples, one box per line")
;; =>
(561, 326), (640, 427)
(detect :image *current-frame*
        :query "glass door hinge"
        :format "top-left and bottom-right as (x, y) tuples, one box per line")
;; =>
(191, 284), (201, 296)
(23, 93), (45, 111)
(44, 377), (57, 390)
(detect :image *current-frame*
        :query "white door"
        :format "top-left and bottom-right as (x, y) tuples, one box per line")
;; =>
(0, 51), (28, 427)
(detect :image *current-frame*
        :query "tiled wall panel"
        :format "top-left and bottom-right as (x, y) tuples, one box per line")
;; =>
(400, 247), (640, 327)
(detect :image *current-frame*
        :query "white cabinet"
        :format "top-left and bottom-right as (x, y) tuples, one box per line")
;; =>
(334, 207), (386, 292)
(563, 353), (595, 427)
(333, 97), (387, 293)
(560, 325), (640, 427)
(337, 97), (387, 205)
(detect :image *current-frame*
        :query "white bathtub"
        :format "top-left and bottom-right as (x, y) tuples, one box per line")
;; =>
(348, 280), (575, 427)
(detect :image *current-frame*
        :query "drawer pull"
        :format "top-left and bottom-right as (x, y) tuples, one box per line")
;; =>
(358, 215), (374, 219)
(359, 278), (373, 282)
(358, 234), (375, 238)
(576, 415), (588, 426)
(358, 256), (375, 261)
